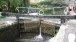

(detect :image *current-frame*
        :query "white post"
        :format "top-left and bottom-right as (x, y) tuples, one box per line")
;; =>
(28, 7), (29, 13)
(53, 8), (55, 14)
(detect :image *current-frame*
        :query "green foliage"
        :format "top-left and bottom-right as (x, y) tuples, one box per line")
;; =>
(39, 1), (51, 5)
(0, 16), (5, 19)
(54, 7), (65, 15)
(43, 9), (53, 15)
(0, 0), (30, 13)
(51, 3), (67, 7)
(30, 4), (38, 7)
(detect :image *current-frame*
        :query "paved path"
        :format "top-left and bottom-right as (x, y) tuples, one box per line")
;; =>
(0, 16), (61, 26)
(0, 17), (16, 26)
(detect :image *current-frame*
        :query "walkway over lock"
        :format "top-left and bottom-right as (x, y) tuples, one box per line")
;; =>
(3, 13), (76, 24)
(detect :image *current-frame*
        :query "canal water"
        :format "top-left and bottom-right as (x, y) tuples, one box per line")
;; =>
(16, 19), (60, 42)
(16, 33), (51, 42)
(16, 20), (76, 42)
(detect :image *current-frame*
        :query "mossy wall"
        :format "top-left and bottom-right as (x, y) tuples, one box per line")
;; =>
(0, 23), (19, 42)
(24, 22), (56, 36)
(41, 23), (55, 36)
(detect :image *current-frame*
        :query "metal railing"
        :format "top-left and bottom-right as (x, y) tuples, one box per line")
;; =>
(16, 7), (66, 14)
(3, 13), (76, 24)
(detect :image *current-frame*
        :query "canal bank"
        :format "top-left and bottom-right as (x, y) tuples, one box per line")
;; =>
(0, 23), (19, 42)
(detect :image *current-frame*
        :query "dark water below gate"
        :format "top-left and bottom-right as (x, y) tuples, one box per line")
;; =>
(16, 33), (52, 42)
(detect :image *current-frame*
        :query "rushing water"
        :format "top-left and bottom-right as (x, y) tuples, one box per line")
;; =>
(33, 27), (43, 41)
(17, 26), (51, 42)
(18, 19), (76, 42)
(35, 27), (43, 39)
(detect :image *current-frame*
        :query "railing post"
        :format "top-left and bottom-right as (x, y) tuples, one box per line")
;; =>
(74, 15), (76, 19)
(61, 18), (65, 24)
(16, 14), (20, 37)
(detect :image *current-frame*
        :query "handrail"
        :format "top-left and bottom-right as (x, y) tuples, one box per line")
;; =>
(2, 13), (76, 24)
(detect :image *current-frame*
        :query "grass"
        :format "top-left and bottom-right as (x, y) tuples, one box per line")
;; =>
(0, 16), (5, 19)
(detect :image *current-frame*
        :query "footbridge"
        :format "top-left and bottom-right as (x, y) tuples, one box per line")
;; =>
(3, 13), (76, 24)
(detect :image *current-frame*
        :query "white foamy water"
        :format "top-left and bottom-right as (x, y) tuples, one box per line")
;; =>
(47, 20), (76, 42)
(33, 27), (43, 41)
(34, 27), (43, 39)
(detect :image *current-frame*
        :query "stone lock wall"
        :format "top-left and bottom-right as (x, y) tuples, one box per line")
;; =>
(0, 23), (19, 42)
(24, 22), (56, 36)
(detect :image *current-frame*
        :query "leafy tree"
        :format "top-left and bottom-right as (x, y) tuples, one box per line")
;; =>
(0, 0), (30, 12)
(39, 1), (51, 5)
(38, 0), (52, 6)
(22, 0), (30, 7)
(0, 1), (8, 11)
